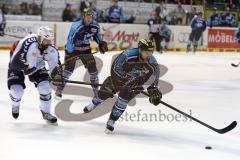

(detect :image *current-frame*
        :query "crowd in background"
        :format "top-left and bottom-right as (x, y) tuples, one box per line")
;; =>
(0, 0), (42, 15)
(0, 0), (239, 27)
(62, 0), (135, 23)
(152, 0), (239, 26)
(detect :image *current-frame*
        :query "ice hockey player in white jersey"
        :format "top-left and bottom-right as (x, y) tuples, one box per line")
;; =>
(7, 26), (63, 124)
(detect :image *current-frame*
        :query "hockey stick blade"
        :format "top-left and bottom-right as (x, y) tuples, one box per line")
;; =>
(215, 121), (237, 134)
(231, 63), (239, 67)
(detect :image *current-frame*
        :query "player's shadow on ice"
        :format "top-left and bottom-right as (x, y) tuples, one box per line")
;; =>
(9, 122), (75, 142)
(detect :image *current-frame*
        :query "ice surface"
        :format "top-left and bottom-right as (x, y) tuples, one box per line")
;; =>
(0, 51), (240, 160)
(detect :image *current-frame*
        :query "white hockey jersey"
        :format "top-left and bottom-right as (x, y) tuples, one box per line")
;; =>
(10, 34), (60, 75)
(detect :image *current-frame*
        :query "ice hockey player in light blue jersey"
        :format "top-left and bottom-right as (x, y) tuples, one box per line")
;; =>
(187, 12), (206, 53)
(159, 23), (171, 53)
(55, 8), (108, 99)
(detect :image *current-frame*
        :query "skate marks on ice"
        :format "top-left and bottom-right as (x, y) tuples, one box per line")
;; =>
(53, 54), (173, 121)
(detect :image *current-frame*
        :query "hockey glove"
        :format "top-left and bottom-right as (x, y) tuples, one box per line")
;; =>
(50, 66), (65, 87)
(98, 41), (108, 54)
(24, 67), (37, 75)
(147, 86), (162, 106)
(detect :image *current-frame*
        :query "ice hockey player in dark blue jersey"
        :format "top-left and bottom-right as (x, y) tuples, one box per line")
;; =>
(207, 8), (221, 27)
(55, 8), (108, 99)
(187, 12), (206, 53)
(83, 39), (162, 133)
(234, 26), (240, 44)
(107, 0), (124, 23)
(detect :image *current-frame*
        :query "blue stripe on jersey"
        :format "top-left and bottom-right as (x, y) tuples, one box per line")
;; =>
(123, 48), (139, 59)
(66, 20), (84, 53)
(91, 20), (102, 43)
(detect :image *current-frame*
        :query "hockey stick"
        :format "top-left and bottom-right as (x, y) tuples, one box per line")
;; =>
(5, 33), (24, 39)
(65, 79), (104, 87)
(60, 51), (98, 64)
(64, 79), (144, 92)
(231, 62), (240, 67)
(140, 91), (237, 134)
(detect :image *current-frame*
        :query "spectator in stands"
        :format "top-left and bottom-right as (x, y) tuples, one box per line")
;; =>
(186, 7), (198, 25)
(147, 11), (161, 53)
(207, 7), (222, 27)
(170, 2), (186, 25)
(227, 0), (237, 10)
(98, 10), (107, 23)
(12, 5), (22, 15)
(107, 0), (124, 23)
(0, 8), (6, 36)
(1, 4), (8, 14)
(155, 0), (167, 23)
(72, 9), (81, 22)
(221, 7), (235, 27)
(90, 0), (100, 22)
(62, 3), (74, 22)
(29, 0), (41, 15)
(20, 2), (28, 15)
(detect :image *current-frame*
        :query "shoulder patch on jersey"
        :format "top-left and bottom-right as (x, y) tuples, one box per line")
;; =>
(91, 28), (97, 33)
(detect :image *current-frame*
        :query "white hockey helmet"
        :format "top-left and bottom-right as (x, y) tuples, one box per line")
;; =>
(37, 26), (54, 44)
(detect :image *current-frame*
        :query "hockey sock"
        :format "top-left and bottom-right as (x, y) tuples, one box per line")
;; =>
(110, 96), (128, 121)
(37, 81), (52, 113)
(9, 85), (24, 107)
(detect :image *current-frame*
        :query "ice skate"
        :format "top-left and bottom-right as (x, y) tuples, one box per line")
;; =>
(55, 88), (63, 100)
(104, 118), (115, 134)
(12, 105), (19, 119)
(83, 101), (97, 113)
(41, 110), (58, 124)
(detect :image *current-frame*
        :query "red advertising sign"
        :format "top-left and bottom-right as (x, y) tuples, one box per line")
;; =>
(208, 29), (238, 48)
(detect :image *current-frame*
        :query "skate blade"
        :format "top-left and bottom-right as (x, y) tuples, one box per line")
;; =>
(104, 128), (113, 134)
(46, 121), (58, 126)
(12, 114), (19, 120)
(54, 95), (62, 100)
